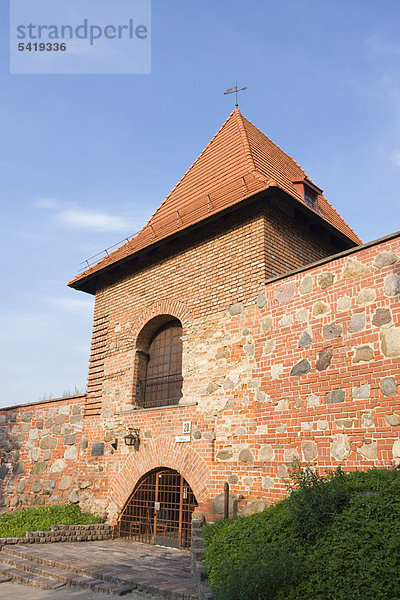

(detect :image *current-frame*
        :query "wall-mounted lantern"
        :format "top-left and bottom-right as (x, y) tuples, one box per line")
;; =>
(124, 428), (140, 451)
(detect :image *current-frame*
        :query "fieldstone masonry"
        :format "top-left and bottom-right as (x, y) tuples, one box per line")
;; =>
(0, 234), (399, 525)
(0, 396), (108, 516)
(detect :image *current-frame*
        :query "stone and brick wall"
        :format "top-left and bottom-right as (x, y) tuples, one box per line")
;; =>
(94, 232), (399, 520)
(0, 396), (91, 512)
(84, 197), (342, 418)
(206, 233), (400, 512)
(0, 223), (398, 524)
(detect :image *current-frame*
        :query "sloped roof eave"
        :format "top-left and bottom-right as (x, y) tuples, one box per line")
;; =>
(67, 179), (278, 291)
(68, 179), (359, 293)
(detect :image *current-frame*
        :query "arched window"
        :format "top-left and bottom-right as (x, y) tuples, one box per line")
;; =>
(138, 319), (183, 408)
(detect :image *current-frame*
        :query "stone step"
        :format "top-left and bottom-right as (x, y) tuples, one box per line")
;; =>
(0, 551), (133, 596)
(3, 545), (100, 576)
(0, 552), (79, 583)
(1, 545), (193, 598)
(0, 562), (66, 590)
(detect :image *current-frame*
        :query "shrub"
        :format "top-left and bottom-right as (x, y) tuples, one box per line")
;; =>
(209, 549), (302, 600)
(203, 466), (400, 600)
(0, 504), (102, 538)
(285, 461), (349, 542)
(203, 500), (304, 600)
(286, 490), (400, 600)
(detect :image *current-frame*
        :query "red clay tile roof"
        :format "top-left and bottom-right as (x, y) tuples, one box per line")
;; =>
(69, 109), (361, 289)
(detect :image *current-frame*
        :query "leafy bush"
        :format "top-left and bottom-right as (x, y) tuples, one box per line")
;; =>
(203, 500), (304, 600)
(286, 490), (400, 600)
(208, 548), (302, 600)
(285, 461), (349, 542)
(203, 466), (400, 600)
(0, 504), (102, 538)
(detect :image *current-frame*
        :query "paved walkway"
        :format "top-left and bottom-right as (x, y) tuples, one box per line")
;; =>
(0, 581), (163, 599)
(1, 540), (198, 599)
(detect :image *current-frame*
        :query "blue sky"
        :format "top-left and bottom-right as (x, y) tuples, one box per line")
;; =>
(1, 0), (400, 407)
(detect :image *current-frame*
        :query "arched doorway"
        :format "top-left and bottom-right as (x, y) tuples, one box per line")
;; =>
(118, 468), (197, 549)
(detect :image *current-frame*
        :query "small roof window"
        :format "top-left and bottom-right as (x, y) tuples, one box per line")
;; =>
(292, 178), (322, 212)
(304, 187), (317, 209)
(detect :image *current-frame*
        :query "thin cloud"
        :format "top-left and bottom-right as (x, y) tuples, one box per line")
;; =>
(33, 198), (128, 232)
(33, 197), (60, 209)
(392, 152), (400, 167)
(366, 34), (400, 59)
(56, 208), (127, 232)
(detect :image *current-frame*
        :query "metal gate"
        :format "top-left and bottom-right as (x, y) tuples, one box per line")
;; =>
(118, 468), (197, 549)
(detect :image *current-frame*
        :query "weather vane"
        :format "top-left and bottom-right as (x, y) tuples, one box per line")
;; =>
(224, 82), (247, 108)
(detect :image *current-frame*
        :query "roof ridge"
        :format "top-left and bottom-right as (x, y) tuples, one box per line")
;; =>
(233, 108), (257, 173)
(233, 108), (272, 185)
(240, 113), (308, 181)
(137, 110), (239, 234)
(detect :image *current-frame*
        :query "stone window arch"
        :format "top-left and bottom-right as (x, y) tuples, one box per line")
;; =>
(135, 316), (183, 408)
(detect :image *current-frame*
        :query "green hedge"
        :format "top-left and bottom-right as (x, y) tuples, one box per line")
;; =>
(0, 504), (102, 538)
(203, 467), (400, 600)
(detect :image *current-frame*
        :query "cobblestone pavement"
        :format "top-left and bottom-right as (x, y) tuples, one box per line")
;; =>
(1, 539), (198, 598)
(0, 581), (164, 599)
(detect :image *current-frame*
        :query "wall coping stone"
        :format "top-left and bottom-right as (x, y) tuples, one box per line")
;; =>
(265, 230), (399, 285)
(0, 523), (113, 547)
(0, 395), (86, 413)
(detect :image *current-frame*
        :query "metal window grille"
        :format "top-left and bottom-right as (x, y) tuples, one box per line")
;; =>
(138, 373), (183, 408)
(139, 322), (183, 408)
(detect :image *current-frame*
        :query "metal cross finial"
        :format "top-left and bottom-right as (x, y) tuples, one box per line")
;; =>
(224, 82), (247, 108)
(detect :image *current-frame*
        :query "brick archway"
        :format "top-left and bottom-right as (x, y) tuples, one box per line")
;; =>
(110, 439), (211, 516)
(132, 299), (191, 406)
(118, 467), (198, 548)
(133, 299), (192, 342)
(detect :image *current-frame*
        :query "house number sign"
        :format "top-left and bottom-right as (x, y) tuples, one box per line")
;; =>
(183, 421), (191, 434)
